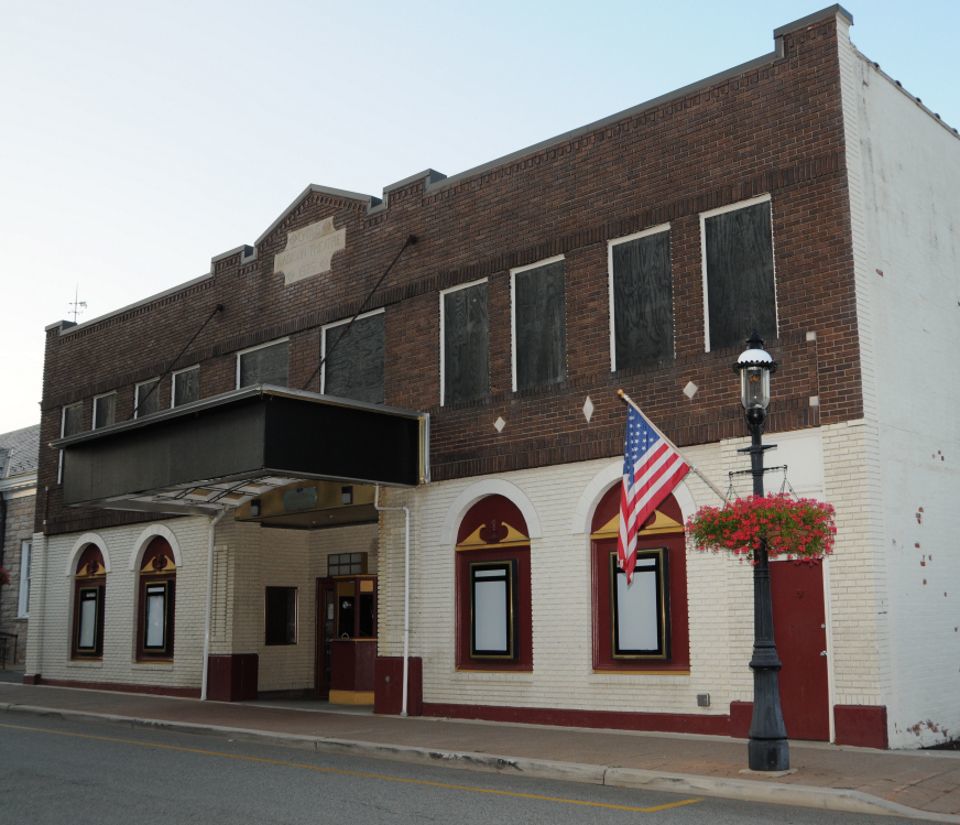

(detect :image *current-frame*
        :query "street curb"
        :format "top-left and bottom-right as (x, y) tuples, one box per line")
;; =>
(2, 702), (958, 823)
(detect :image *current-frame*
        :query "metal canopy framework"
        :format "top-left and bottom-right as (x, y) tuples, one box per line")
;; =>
(54, 385), (429, 515)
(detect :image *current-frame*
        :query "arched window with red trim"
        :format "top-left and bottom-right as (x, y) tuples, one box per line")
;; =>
(72, 545), (106, 659)
(591, 486), (689, 671)
(137, 537), (176, 660)
(455, 495), (532, 671)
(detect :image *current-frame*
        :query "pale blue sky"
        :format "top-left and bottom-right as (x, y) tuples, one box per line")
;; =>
(1, 1), (957, 432)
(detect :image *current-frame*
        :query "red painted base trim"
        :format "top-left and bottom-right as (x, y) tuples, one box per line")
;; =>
(22, 673), (42, 685)
(834, 704), (888, 749)
(26, 676), (200, 699)
(374, 656), (423, 716)
(729, 701), (752, 739)
(421, 702), (730, 735)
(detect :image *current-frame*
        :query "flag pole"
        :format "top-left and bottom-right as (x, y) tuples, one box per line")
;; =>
(617, 389), (725, 501)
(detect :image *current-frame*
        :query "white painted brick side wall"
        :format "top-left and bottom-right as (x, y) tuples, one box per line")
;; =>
(26, 517), (210, 689)
(842, 26), (960, 747)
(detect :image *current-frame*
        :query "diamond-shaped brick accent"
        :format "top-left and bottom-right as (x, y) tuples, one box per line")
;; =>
(683, 381), (698, 399)
(582, 396), (594, 423)
(494, 416), (506, 433)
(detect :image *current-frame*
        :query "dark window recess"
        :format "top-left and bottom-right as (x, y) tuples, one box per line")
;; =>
(515, 261), (565, 390)
(327, 553), (368, 576)
(240, 341), (289, 388)
(444, 283), (489, 404)
(173, 368), (199, 406)
(613, 232), (674, 369)
(93, 394), (116, 429)
(74, 586), (104, 657)
(139, 579), (175, 657)
(705, 202), (777, 350)
(324, 313), (384, 404)
(136, 379), (161, 417)
(265, 586), (297, 645)
(62, 403), (84, 436)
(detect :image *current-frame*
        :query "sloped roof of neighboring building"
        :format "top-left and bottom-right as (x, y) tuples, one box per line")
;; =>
(0, 424), (40, 480)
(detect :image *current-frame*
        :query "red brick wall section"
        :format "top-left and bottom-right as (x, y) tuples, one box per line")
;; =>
(37, 15), (859, 536)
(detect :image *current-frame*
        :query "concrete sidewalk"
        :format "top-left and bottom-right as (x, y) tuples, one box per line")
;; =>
(1, 681), (959, 823)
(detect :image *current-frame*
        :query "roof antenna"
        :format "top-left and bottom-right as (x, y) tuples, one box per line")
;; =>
(68, 284), (87, 323)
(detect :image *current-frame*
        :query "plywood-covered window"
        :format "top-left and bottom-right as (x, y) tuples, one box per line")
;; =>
(701, 196), (777, 351)
(237, 339), (289, 388)
(441, 279), (489, 405)
(322, 309), (384, 404)
(609, 227), (673, 370)
(134, 378), (161, 418)
(172, 365), (199, 407)
(512, 257), (565, 391)
(93, 392), (116, 429)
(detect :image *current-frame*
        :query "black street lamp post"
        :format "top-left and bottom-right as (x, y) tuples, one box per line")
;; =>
(735, 332), (790, 772)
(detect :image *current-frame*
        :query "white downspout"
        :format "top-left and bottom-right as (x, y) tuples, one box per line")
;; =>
(201, 509), (227, 701)
(374, 485), (411, 717)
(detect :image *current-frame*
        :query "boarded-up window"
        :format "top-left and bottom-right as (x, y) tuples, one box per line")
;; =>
(443, 282), (489, 404)
(323, 312), (384, 404)
(238, 340), (288, 388)
(704, 200), (777, 351)
(612, 231), (673, 369)
(62, 402), (84, 437)
(173, 366), (199, 407)
(135, 379), (161, 418)
(514, 260), (565, 391)
(93, 393), (116, 429)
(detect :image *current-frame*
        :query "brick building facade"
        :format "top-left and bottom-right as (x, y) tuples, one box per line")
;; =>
(25, 7), (960, 749)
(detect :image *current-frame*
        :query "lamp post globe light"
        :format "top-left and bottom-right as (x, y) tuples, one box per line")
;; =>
(734, 332), (790, 772)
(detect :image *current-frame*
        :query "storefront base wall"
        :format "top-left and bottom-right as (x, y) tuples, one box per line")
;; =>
(207, 653), (259, 701)
(22, 676), (200, 698)
(420, 702), (731, 736)
(834, 705), (889, 749)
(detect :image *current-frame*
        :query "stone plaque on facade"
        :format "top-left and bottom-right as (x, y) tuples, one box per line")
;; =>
(274, 217), (346, 285)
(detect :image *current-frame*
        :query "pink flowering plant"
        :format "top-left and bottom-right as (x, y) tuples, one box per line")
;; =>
(686, 493), (836, 562)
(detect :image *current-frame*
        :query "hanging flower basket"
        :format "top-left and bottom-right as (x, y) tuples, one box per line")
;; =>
(686, 493), (836, 562)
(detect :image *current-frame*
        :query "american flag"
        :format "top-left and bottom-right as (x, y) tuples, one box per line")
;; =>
(618, 406), (690, 583)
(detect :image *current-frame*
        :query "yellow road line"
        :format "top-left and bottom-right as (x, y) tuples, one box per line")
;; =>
(0, 720), (700, 814)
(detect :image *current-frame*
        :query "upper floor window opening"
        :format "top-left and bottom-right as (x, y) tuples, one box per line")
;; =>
(440, 278), (489, 406)
(321, 309), (385, 405)
(511, 256), (566, 392)
(92, 392), (116, 430)
(237, 338), (289, 389)
(172, 365), (200, 407)
(608, 225), (674, 372)
(700, 195), (778, 352)
(134, 378), (161, 418)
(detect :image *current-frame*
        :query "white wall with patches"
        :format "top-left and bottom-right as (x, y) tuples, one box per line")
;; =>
(843, 31), (960, 747)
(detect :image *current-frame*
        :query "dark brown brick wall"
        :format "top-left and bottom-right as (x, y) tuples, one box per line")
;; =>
(37, 15), (859, 536)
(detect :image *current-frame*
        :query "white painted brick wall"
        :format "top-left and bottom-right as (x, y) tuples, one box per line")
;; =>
(380, 431), (829, 717)
(26, 516), (210, 689)
(841, 25), (960, 747)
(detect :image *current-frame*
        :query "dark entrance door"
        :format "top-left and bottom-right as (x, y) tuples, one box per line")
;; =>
(316, 575), (377, 703)
(770, 559), (830, 741)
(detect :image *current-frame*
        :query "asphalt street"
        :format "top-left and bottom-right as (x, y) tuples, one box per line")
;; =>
(0, 711), (925, 824)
